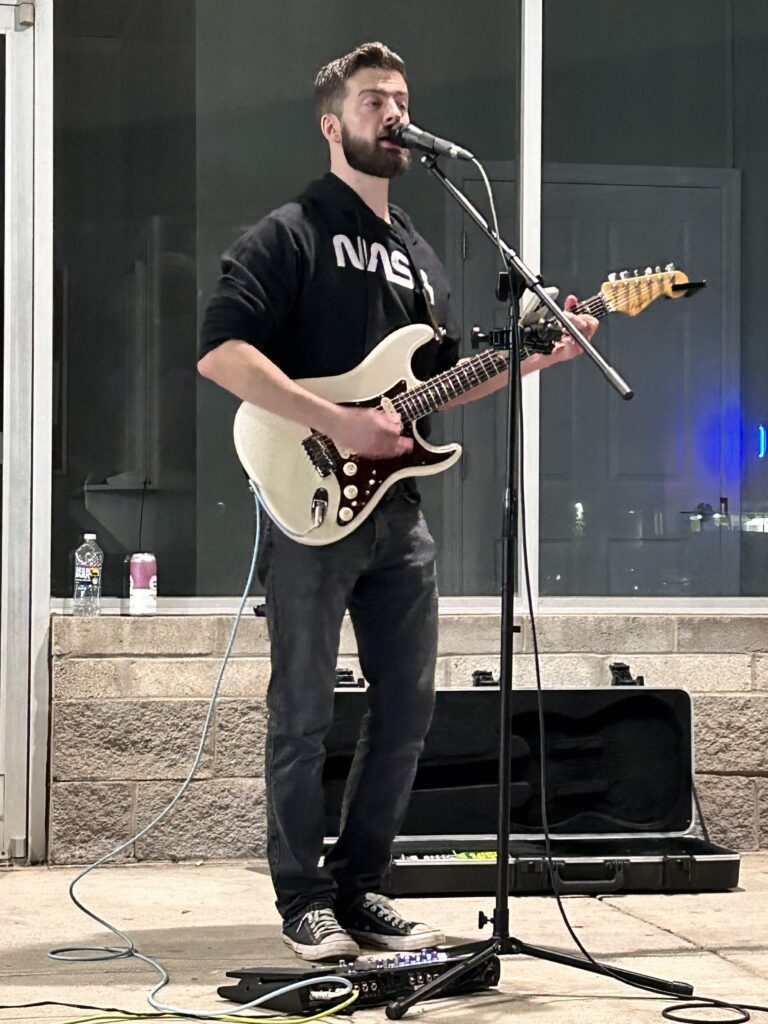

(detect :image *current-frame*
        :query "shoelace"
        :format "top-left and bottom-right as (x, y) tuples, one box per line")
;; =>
(364, 897), (408, 929)
(301, 908), (346, 941)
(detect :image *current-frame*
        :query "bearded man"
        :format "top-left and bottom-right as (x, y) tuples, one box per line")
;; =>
(198, 41), (596, 961)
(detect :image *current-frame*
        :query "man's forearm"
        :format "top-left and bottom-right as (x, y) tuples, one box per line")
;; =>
(197, 339), (341, 435)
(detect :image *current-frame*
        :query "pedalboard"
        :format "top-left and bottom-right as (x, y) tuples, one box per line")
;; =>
(218, 949), (501, 1014)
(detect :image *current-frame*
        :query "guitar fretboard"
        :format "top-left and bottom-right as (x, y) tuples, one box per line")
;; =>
(391, 289), (608, 424)
(392, 347), (509, 423)
(309, 289), (608, 451)
(572, 292), (609, 320)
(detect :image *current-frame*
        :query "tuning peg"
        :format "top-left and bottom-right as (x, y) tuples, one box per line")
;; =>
(633, 268), (639, 276)
(655, 265), (661, 273)
(608, 272), (617, 282)
(665, 262), (675, 271)
(620, 270), (630, 280)
(645, 266), (653, 275)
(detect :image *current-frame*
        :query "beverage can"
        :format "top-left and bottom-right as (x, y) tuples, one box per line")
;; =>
(129, 553), (157, 614)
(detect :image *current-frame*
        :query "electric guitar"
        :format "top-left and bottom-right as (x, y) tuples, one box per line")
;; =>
(234, 264), (701, 545)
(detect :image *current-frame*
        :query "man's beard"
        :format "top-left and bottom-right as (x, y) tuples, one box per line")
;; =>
(341, 123), (411, 178)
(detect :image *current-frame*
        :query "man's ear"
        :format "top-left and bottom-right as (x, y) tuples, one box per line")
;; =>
(321, 113), (342, 146)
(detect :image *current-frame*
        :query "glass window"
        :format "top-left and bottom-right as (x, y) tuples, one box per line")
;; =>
(540, 0), (756, 597)
(53, 0), (521, 597)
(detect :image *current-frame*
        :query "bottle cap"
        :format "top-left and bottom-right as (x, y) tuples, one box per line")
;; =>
(84, 533), (97, 540)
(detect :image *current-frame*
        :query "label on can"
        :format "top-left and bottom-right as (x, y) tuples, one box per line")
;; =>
(129, 553), (157, 615)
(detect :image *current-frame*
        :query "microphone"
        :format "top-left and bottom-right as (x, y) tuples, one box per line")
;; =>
(388, 122), (474, 162)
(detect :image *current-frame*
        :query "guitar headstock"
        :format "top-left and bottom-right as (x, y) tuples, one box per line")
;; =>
(600, 263), (690, 317)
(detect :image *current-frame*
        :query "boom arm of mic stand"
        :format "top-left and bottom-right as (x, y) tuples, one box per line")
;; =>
(420, 156), (634, 401)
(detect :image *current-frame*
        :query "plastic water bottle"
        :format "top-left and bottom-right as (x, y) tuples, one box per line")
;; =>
(73, 533), (104, 616)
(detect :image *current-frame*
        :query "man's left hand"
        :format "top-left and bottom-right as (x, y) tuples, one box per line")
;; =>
(523, 293), (598, 372)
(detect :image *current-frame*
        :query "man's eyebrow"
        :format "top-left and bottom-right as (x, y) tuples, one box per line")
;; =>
(358, 87), (409, 99)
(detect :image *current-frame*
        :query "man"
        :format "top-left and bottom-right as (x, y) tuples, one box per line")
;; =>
(198, 42), (598, 962)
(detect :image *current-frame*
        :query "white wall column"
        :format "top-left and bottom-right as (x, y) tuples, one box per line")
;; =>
(0, 1), (36, 862)
(519, 0), (543, 611)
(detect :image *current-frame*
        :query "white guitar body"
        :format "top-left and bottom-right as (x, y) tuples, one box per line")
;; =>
(233, 324), (463, 546)
(233, 263), (697, 546)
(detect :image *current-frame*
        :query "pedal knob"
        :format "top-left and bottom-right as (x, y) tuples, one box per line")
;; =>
(339, 507), (354, 522)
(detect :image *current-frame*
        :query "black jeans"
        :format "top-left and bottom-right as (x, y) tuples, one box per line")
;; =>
(259, 494), (438, 923)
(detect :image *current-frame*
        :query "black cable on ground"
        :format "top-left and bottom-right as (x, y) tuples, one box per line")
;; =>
(0, 1000), (151, 1013)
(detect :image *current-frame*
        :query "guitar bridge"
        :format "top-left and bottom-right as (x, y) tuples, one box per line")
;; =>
(302, 433), (338, 477)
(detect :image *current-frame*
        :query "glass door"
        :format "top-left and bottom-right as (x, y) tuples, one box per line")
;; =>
(0, 2), (35, 863)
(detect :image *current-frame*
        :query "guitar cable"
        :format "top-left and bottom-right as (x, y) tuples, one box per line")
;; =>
(469, 157), (768, 1024)
(29, 480), (357, 1024)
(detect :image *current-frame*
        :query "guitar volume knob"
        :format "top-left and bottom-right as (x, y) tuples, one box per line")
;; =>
(339, 507), (354, 522)
(343, 462), (357, 477)
(343, 485), (358, 499)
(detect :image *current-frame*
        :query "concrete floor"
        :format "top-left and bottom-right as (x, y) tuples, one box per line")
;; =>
(2, 856), (768, 1023)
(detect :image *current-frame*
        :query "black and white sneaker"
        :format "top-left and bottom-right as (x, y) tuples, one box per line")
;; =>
(341, 893), (445, 950)
(282, 904), (360, 962)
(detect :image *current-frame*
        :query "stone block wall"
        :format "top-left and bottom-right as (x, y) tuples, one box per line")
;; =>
(48, 613), (768, 862)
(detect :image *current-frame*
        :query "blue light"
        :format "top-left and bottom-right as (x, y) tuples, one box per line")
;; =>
(759, 425), (767, 460)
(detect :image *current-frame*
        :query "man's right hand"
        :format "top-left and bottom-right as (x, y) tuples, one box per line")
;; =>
(199, 343), (415, 460)
(323, 404), (414, 460)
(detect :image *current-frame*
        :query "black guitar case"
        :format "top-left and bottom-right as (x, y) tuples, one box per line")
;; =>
(322, 685), (740, 896)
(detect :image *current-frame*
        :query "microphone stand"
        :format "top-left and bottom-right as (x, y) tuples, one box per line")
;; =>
(384, 156), (692, 1018)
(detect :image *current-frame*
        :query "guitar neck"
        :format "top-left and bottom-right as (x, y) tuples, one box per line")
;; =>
(392, 290), (608, 423)
(392, 347), (509, 423)
(572, 291), (609, 320)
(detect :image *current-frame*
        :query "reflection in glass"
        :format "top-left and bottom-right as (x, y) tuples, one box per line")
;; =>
(540, 0), (763, 597)
(53, 0), (521, 596)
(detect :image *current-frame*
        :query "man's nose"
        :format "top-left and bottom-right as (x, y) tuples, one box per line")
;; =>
(383, 100), (404, 124)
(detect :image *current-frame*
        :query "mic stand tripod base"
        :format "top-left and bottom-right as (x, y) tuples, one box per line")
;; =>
(385, 936), (694, 1019)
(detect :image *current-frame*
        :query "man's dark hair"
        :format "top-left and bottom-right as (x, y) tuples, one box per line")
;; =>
(314, 42), (406, 118)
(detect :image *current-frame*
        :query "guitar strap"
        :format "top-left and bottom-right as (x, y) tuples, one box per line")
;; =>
(393, 227), (444, 340)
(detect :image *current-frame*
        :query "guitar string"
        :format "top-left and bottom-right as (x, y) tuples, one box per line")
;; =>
(392, 349), (508, 423)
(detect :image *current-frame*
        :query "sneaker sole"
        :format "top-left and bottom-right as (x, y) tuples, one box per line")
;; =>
(281, 932), (360, 962)
(346, 928), (445, 951)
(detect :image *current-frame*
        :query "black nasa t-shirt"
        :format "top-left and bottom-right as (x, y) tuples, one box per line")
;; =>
(199, 172), (461, 386)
